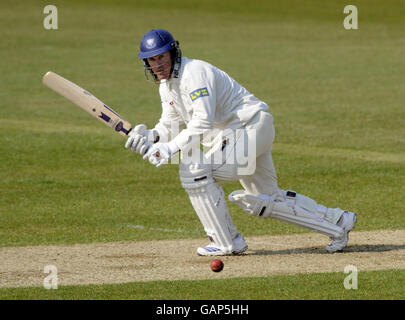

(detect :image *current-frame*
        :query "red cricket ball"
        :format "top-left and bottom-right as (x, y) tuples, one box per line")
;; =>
(210, 259), (224, 272)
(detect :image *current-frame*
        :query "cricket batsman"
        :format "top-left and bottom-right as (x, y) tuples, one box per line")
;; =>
(125, 29), (357, 256)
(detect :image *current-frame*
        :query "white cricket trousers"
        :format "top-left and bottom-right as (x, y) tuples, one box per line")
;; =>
(211, 110), (279, 197)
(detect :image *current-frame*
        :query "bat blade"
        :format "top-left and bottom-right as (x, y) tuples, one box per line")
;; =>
(42, 71), (132, 136)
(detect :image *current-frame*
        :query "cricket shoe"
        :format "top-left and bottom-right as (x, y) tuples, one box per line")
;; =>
(325, 211), (357, 253)
(197, 233), (248, 256)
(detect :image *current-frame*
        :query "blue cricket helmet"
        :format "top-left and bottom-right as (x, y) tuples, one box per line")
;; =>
(139, 29), (177, 59)
(139, 29), (182, 82)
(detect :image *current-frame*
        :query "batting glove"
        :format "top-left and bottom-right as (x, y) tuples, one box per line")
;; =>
(125, 124), (157, 156)
(143, 141), (179, 168)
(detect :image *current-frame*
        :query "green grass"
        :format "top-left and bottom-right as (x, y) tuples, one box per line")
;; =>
(0, 269), (403, 300)
(0, 0), (404, 299)
(0, 0), (404, 247)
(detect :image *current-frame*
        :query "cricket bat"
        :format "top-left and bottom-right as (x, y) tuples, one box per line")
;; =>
(42, 71), (132, 136)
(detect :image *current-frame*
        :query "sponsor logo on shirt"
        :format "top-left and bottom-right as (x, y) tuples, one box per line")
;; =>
(189, 87), (209, 101)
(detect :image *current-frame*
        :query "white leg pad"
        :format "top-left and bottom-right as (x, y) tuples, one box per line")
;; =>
(278, 189), (344, 225)
(229, 190), (344, 238)
(180, 163), (238, 254)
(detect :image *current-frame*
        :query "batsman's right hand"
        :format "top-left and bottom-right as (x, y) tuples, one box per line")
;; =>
(125, 124), (156, 156)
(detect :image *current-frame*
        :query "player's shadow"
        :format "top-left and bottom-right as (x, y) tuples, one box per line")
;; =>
(247, 244), (405, 256)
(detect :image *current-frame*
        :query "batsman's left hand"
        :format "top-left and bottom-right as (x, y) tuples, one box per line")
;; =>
(125, 124), (156, 156)
(143, 141), (179, 168)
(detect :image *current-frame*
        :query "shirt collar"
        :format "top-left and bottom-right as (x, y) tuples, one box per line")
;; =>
(167, 56), (186, 85)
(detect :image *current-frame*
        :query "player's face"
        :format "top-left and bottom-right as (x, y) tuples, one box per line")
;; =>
(147, 51), (172, 80)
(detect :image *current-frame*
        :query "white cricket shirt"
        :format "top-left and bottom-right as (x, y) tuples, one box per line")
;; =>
(154, 57), (269, 150)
